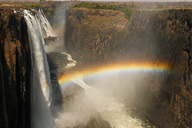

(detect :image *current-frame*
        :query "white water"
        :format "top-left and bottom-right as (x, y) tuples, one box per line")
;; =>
(42, 7), (146, 127)
(24, 8), (149, 128)
(24, 9), (53, 128)
(72, 76), (144, 128)
(24, 9), (52, 102)
(38, 9), (55, 38)
(61, 52), (77, 68)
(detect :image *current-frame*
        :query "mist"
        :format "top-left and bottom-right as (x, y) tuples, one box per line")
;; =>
(44, 4), (104, 128)
(55, 82), (99, 127)
(45, 2), (163, 127)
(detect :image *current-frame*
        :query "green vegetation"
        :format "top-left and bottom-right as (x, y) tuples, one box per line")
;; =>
(22, 4), (40, 8)
(0, 3), (1, 6)
(156, 4), (164, 9)
(73, 2), (135, 20)
(39, 0), (45, 2)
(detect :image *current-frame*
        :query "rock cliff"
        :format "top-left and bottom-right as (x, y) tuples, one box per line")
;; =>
(65, 8), (192, 127)
(0, 7), (112, 128)
(65, 8), (129, 65)
(0, 9), (31, 128)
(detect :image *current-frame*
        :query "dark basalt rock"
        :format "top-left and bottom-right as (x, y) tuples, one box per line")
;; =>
(47, 52), (69, 70)
(50, 73), (63, 117)
(66, 8), (192, 128)
(44, 37), (59, 45)
(0, 7), (112, 128)
(0, 9), (31, 128)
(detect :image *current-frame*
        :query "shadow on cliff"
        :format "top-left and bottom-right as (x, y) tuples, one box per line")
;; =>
(64, 8), (192, 128)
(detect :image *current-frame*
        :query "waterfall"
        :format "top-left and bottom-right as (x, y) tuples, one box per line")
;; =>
(24, 9), (51, 102)
(24, 10), (53, 128)
(38, 9), (54, 38)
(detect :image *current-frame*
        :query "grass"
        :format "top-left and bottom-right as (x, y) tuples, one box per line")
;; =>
(21, 4), (40, 8)
(73, 2), (135, 20)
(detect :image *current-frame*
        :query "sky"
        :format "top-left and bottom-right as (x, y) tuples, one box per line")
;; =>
(0, 0), (192, 1)
(79, 0), (192, 1)
(62, 0), (190, 1)
(50, 0), (192, 1)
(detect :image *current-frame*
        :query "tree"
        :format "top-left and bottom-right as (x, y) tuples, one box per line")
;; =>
(156, 4), (164, 9)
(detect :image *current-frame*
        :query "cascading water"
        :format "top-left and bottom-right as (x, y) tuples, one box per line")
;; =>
(24, 9), (51, 102)
(24, 10), (53, 128)
(23, 7), (151, 128)
(38, 9), (54, 38)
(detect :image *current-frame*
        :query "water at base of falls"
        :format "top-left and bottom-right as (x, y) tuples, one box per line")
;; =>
(72, 76), (146, 128)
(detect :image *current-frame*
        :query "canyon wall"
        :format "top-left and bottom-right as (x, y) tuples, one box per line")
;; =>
(65, 8), (129, 65)
(65, 8), (192, 127)
(0, 9), (31, 128)
(0, 8), (111, 128)
(1, 6), (191, 128)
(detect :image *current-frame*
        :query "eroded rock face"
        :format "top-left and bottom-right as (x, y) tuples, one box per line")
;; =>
(125, 9), (192, 128)
(0, 7), (112, 128)
(0, 9), (31, 128)
(65, 8), (129, 65)
(47, 53), (69, 70)
(66, 8), (192, 127)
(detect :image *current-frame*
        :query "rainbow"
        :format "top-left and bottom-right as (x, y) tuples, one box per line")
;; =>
(58, 62), (169, 86)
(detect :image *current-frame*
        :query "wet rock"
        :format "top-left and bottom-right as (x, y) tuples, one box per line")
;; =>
(50, 73), (63, 117)
(47, 52), (69, 70)
(44, 37), (59, 45)
(0, 9), (31, 128)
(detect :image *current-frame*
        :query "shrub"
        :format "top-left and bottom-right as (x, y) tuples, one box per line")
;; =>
(73, 2), (103, 9)
(124, 8), (134, 20)
(30, 4), (40, 8)
(73, 2), (135, 20)
(22, 4), (40, 8)
(156, 4), (164, 9)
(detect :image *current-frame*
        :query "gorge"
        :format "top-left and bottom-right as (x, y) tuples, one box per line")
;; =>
(0, 1), (192, 128)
